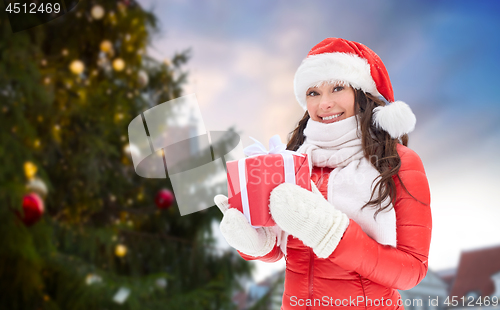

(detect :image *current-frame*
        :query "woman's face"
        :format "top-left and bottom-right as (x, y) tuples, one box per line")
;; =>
(306, 82), (356, 124)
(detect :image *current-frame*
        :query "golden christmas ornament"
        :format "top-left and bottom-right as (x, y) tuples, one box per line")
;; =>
(69, 60), (85, 74)
(114, 113), (124, 122)
(91, 5), (105, 20)
(100, 40), (113, 54)
(24, 161), (37, 180)
(115, 244), (127, 257)
(112, 58), (125, 71)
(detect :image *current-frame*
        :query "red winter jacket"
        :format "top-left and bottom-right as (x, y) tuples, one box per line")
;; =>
(238, 144), (432, 309)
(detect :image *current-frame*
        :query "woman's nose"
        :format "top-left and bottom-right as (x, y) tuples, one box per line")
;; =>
(319, 97), (334, 111)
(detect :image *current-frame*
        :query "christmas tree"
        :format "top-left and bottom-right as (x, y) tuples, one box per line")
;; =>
(0, 1), (252, 309)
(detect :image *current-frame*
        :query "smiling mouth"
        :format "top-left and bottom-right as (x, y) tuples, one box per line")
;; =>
(320, 112), (344, 123)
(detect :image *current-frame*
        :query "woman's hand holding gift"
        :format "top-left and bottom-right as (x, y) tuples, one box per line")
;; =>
(214, 194), (277, 257)
(269, 182), (350, 258)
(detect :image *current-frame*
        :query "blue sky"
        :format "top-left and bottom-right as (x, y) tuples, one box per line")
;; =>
(138, 0), (500, 281)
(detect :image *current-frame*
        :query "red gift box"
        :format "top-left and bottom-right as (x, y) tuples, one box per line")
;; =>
(226, 136), (311, 227)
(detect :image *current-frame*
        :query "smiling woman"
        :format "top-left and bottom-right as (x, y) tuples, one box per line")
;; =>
(277, 38), (430, 310)
(305, 81), (356, 124)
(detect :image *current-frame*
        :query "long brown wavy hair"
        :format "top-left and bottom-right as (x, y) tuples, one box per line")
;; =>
(287, 88), (411, 219)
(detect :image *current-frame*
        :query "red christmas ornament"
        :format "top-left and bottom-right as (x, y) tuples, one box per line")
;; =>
(155, 189), (174, 209)
(19, 192), (44, 226)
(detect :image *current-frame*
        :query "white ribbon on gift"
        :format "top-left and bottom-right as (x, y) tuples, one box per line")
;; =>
(238, 135), (304, 227)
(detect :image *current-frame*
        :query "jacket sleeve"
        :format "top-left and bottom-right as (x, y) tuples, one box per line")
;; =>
(236, 239), (284, 262)
(327, 146), (432, 290)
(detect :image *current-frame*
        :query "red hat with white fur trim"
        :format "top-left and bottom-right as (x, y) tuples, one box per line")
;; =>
(294, 37), (416, 139)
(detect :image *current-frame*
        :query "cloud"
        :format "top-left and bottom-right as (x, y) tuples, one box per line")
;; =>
(147, 24), (308, 147)
(184, 68), (229, 108)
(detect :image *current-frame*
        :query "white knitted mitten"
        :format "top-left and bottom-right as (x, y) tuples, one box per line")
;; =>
(269, 182), (350, 258)
(214, 195), (277, 257)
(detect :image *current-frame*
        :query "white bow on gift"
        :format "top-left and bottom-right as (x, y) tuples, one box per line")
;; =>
(237, 135), (304, 229)
(243, 134), (305, 158)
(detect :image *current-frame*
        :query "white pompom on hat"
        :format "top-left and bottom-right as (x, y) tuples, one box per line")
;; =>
(294, 38), (416, 139)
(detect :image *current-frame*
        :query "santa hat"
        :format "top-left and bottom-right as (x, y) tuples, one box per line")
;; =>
(294, 38), (416, 139)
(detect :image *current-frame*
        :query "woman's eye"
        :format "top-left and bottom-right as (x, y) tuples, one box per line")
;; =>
(307, 91), (318, 96)
(333, 86), (344, 92)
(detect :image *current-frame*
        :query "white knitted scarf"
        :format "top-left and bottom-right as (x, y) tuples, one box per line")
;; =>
(277, 116), (396, 256)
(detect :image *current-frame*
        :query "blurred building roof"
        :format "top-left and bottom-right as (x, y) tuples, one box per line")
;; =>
(450, 244), (500, 298)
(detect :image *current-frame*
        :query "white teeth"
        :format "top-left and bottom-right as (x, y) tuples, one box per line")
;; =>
(322, 113), (342, 120)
